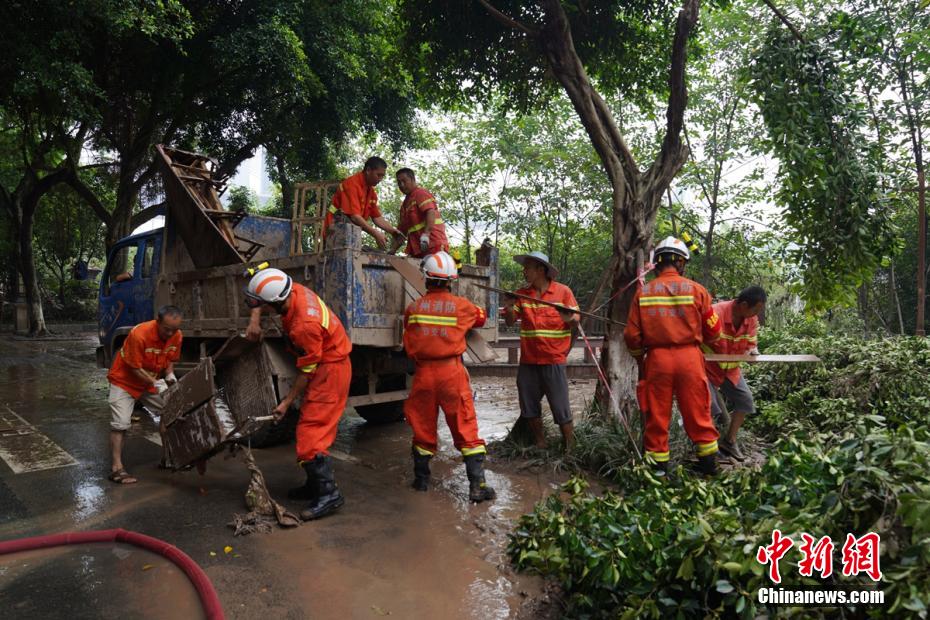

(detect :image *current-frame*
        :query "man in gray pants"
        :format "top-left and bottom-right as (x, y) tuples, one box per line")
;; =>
(502, 251), (580, 451)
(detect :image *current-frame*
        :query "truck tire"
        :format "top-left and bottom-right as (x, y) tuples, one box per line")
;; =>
(247, 406), (299, 448)
(354, 401), (405, 425)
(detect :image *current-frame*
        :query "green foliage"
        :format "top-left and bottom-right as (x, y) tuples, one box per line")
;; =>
(509, 329), (930, 617)
(399, 0), (678, 111)
(225, 185), (260, 214)
(749, 27), (898, 311)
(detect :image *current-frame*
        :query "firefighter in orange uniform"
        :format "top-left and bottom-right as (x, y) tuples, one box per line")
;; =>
(390, 167), (450, 257)
(403, 251), (496, 503)
(325, 157), (403, 249)
(245, 268), (352, 520)
(624, 237), (723, 476)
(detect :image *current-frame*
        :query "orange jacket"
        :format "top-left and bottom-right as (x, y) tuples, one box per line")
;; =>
(403, 289), (486, 361)
(398, 187), (449, 257)
(281, 283), (352, 374)
(513, 280), (578, 365)
(325, 171), (381, 232)
(107, 320), (182, 399)
(623, 267), (721, 358)
(704, 300), (759, 386)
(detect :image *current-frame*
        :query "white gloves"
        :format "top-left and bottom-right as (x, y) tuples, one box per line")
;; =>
(165, 372), (178, 386)
(419, 235), (430, 253)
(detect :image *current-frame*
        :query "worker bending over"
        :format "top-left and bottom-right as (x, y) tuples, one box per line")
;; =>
(391, 167), (449, 257)
(245, 268), (352, 520)
(105, 305), (183, 484)
(624, 237), (722, 476)
(502, 251), (580, 451)
(402, 251), (495, 503)
(705, 286), (766, 462)
(326, 157), (403, 249)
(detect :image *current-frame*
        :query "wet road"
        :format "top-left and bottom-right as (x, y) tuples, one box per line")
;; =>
(0, 333), (595, 619)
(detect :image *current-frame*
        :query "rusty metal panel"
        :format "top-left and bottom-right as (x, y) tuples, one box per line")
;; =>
(161, 357), (216, 428)
(214, 338), (278, 426)
(162, 400), (226, 468)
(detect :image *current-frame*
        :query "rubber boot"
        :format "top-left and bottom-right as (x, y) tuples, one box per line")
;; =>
(299, 455), (345, 520)
(697, 453), (718, 477)
(412, 450), (431, 492)
(287, 462), (319, 501)
(464, 453), (496, 503)
(652, 460), (669, 478)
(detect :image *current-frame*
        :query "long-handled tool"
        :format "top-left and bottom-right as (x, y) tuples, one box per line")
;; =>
(474, 283), (625, 326)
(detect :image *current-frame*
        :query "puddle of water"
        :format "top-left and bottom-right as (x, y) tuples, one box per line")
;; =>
(0, 543), (204, 620)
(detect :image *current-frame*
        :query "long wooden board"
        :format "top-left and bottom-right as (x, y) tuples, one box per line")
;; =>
(704, 354), (820, 363)
(387, 255), (498, 364)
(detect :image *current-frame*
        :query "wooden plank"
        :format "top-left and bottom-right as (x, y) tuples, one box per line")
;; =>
(161, 357), (216, 429)
(386, 255), (498, 364)
(704, 354), (820, 363)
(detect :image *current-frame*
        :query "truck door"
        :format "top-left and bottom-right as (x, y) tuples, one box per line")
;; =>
(98, 234), (160, 360)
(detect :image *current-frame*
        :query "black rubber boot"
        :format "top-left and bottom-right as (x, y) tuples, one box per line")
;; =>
(652, 460), (670, 477)
(412, 450), (431, 492)
(697, 453), (718, 477)
(299, 455), (345, 520)
(287, 462), (318, 501)
(464, 453), (496, 503)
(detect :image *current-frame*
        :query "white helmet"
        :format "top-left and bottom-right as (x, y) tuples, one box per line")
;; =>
(246, 268), (292, 304)
(654, 236), (690, 261)
(420, 251), (458, 280)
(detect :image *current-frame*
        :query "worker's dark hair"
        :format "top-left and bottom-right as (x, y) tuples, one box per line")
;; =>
(157, 305), (183, 321)
(736, 286), (767, 306)
(425, 277), (451, 289)
(364, 156), (388, 171)
(656, 252), (686, 266)
(396, 167), (416, 181)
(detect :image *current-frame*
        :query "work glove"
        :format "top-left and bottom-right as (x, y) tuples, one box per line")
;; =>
(748, 348), (760, 356)
(419, 234), (430, 254)
(165, 372), (178, 386)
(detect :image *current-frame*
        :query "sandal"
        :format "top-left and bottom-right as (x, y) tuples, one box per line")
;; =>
(108, 469), (138, 484)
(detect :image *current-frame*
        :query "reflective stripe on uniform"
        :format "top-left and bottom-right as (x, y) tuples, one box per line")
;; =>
(414, 445), (435, 456)
(696, 440), (718, 456)
(520, 329), (571, 338)
(639, 295), (695, 307)
(718, 333), (757, 342)
(317, 295), (331, 329)
(408, 314), (457, 326)
(407, 217), (444, 233)
(461, 445), (487, 456)
(646, 450), (670, 463)
(328, 204), (338, 215)
(300, 363), (318, 374)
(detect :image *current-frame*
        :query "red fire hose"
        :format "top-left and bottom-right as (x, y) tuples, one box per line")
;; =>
(0, 528), (224, 620)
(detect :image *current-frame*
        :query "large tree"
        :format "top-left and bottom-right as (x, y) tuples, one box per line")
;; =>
(401, 0), (703, 417)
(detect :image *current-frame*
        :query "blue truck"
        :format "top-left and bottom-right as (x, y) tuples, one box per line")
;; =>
(96, 146), (499, 438)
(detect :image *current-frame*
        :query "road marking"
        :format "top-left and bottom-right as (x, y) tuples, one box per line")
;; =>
(0, 406), (77, 474)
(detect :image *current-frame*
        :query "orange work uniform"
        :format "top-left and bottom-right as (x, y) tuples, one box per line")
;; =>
(704, 300), (759, 387)
(512, 281), (579, 365)
(403, 289), (488, 456)
(398, 187), (449, 258)
(623, 267), (722, 464)
(281, 283), (353, 463)
(324, 171), (381, 233)
(107, 320), (182, 399)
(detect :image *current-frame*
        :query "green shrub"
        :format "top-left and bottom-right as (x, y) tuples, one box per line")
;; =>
(508, 330), (930, 618)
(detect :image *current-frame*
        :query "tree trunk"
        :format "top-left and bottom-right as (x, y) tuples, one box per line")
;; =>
(18, 212), (47, 335)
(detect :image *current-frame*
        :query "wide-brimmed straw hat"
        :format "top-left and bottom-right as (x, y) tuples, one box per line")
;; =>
(514, 251), (559, 279)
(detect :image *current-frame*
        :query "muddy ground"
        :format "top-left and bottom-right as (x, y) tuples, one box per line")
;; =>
(0, 332), (597, 619)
